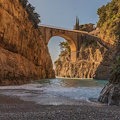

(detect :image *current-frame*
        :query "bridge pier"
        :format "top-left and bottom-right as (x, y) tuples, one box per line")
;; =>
(71, 51), (77, 62)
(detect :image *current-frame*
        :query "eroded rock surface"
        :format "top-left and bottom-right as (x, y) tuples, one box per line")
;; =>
(98, 83), (120, 105)
(98, 53), (120, 105)
(55, 37), (108, 79)
(0, 0), (55, 85)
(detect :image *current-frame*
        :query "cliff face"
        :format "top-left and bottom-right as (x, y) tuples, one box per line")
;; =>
(97, 0), (120, 105)
(97, 37), (120, 105)
(0, 0), (55, 85)
(98, 51), (120, 105)
(89, 29), (115, 80)
(55, 38), (108, 79)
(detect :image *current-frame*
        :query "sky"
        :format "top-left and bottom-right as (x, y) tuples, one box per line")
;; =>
(28, 0), (112, 68)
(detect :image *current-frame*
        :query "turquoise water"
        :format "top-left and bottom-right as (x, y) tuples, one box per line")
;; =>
(0, 78), (108, 105)
(33, 78), (108, 88)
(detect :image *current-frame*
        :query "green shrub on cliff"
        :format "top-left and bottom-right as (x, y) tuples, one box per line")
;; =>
(74, 23), (95, 32)
(19, 0), (40, 27)
(19, 0), (28, 7)
(26, 3), (41, 26)
(54, 41), (70, 66)
(59, 41), (70, 56)
(73, 17), (95, 32)
(54, 58), (62, 66)
(113, 56), (120, 74)
(97, 0), (120, 40)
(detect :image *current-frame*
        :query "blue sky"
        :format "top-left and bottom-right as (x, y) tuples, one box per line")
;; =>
(28, 0), (112, 68)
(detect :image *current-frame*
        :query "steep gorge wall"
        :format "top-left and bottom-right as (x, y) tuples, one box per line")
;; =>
(55, 37), (110, 79)
(98, 48), (120, 105)
(0, 0), (55, 85)
(89, 29), (115, 80)
(90, 0), (120, 105)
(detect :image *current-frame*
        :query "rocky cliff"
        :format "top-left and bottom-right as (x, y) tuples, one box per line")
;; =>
(97, 0), (120, 105)
(89, 29), (115, 80)
(0, 0), (55, 85)
(55, 0), (119, 81)
(98, 51), (120, 105)
(55, 36), (109, 79)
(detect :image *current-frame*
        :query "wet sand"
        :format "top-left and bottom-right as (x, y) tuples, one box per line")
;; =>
(0, 94), (120, 120)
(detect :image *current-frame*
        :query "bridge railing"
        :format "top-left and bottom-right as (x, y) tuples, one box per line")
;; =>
(39, 24), (88, 33)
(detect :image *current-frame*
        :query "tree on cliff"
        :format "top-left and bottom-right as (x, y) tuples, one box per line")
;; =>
(54, 41), (70, 67)
(97, 0), (120, 106)
(97, 0), (120, 40)
(26, 3), (41, 25)
(74, 16), (79, 30)
(19, 0), (28, 8)
(73, 17), (95, 32)
(19, 0), (41, 27)
(59, 41), (70, 56)
(75, 16), (79, 30)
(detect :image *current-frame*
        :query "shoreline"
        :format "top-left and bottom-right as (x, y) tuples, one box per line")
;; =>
(0, 94), (120, 120)
(56, 76), (93, 79)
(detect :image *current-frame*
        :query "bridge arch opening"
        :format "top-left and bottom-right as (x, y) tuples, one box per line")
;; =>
(47, 33), (77, 64)
(48, 36), (68, 69)
(47, 33), (77, 52)
(39, 26), (79, 63)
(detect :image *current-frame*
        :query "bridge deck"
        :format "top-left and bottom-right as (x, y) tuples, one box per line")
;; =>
(39, 24), (88, 34)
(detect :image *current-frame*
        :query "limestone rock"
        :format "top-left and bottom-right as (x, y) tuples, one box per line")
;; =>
(55, 40), (105, 79)
(98, 55), (120, 105)
(98, 83), (120, 105)
(94, 50), (115, 80)
(0, 0), (55, 85)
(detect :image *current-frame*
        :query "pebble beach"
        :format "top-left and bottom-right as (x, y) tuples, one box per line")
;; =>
(0, 94), (120, 120)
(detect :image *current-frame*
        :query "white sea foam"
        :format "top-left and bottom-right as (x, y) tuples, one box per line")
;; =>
(0, 79), (105, 105)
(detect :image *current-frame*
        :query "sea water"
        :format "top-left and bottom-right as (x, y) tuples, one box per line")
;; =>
(0, 78), (108, 105)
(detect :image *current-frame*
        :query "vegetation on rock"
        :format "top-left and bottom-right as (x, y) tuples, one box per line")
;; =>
(59, 41), (70, 56)
(74, 16), (79, 30)
(54, 41), (70, 66)
(109, 56), (120, 84)
(73, 17), (95, 32)
(113, 56), (120, 74)
(97, 0), (120, 106)
(97, 0), (120, 40)
(19, 0), (40, 27)
(54, 58), (61, 66)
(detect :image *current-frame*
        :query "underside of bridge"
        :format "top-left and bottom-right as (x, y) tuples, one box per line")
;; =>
(47, 33), (78, 62)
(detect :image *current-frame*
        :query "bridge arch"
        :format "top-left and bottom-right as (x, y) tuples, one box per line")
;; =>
(39, 25), (86, 62)
(46, 33), (77, 52)
(39, 25), (105, 62)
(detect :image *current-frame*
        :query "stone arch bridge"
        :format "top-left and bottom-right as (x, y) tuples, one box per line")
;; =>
(39, 25), (106, 62)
